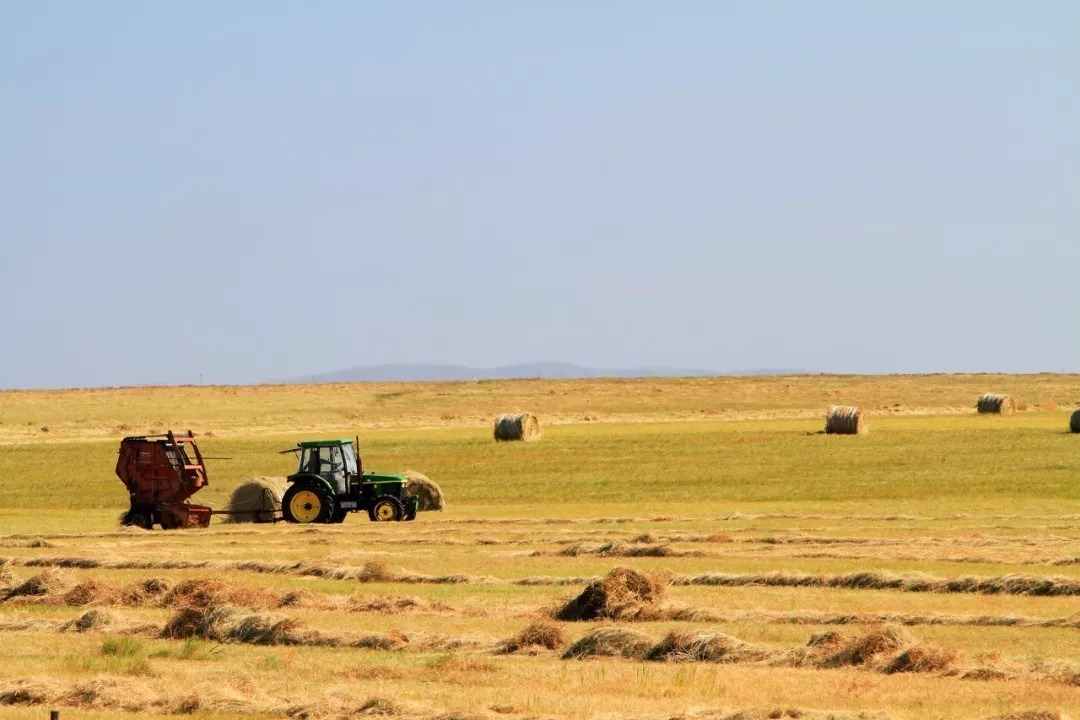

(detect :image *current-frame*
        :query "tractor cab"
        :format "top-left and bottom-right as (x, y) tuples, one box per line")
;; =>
(294, 439), (358, 494)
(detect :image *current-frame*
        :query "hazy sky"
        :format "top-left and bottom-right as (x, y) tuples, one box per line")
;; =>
(2, 2), (1077, 389)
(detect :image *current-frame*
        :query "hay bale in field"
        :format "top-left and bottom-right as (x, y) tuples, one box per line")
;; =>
(223, 477), (288, 523)
(825, 406), (867, 435)
(561, 627), (655, 659)
(977, 393), (1016, 415)
(401, 470), (445, 511)
(493, 413), (541, 442)
(1070, 409), (1080, 434)
(554, 566), (668, 621)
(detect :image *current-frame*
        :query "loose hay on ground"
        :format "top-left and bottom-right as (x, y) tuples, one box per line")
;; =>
(1, 569), (74, 601)
(554, 567), (668, 621)
(561, 627), (655, 659)
(499, 621), (567, 654)
(823, 625), (916, 667)
(644, 628), (778, 663)
(60, 608), (117, 632)
(162, 578), (279, 610)
(882, 643), (960, 674)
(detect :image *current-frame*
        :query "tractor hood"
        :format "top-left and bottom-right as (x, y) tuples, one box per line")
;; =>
(362, 473), (405, 483)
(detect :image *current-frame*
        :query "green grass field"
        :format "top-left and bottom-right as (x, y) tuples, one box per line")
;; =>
(1, 375), (1079, 719)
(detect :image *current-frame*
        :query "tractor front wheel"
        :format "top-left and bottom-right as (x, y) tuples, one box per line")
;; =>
(368, 496), (404, 522)
(282, 483), (335, 524)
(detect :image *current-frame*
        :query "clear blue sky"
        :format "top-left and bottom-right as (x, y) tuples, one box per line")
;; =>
(2, 2), (1077, 389)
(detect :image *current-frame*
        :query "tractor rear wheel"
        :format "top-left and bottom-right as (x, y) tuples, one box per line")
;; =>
(282, 483), (334, 524)
(330, 505), (348, 523)
(368, 496), (404, 522)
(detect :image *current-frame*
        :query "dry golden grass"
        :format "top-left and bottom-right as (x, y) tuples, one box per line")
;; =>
(2, 374), (1080, 718)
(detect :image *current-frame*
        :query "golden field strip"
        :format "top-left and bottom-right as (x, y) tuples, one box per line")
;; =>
(1, 374), (1080, 719)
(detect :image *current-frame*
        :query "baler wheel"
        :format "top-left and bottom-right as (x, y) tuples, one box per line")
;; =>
(123, 511), (152, 530)
(369, 496), (404, 522)
(282, 483), (333, 524)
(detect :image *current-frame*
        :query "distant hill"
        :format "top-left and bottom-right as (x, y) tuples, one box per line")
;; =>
(276, 362), (807, 384)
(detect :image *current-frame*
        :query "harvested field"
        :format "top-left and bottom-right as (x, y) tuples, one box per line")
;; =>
(2, 374), (1080, 719)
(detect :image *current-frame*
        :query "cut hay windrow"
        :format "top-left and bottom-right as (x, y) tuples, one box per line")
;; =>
(0, 676), (905, 720)
(825, 405), (867, 435)
(159, 603), (494, 651)
(977, 393), (1016, 415)
(59, 608), (117, 633)
(12, 572), (1080, 630)
(498, 621), (568, 654)
(559, 623), (1079, 686)
(11, 556), (1080, 596)
(222, 477), (288, 523)
(558, 541), (701, 558)
(643, 628), (778, 664)
(0, 677), (441, 717)
(674, 570), (1080, 596)
(554, 567), (669, 621)
(1, 568), (74, 601)
(493, 412), (541, 441)
(561, 627), (655, 659)
(663, 608), (1080, 630)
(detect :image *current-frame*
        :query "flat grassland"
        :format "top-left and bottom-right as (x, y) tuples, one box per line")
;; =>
(1, 374), (1079, 720)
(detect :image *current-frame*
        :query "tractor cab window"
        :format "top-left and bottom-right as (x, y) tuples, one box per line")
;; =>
(300, 446), (346, 479)
(341, 443), (358, 475)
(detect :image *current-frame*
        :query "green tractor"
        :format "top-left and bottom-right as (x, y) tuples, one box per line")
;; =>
(279, 438), (419, 524)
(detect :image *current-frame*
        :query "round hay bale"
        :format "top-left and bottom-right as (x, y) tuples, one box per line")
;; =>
(493, 413), (541, 442)
(401, 470), (445, 512)
(223, 477), (288, 523)
(825, 406), (867, 435)
(1070, 409), (1080, 434)
(977, 393), (1015, 415)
